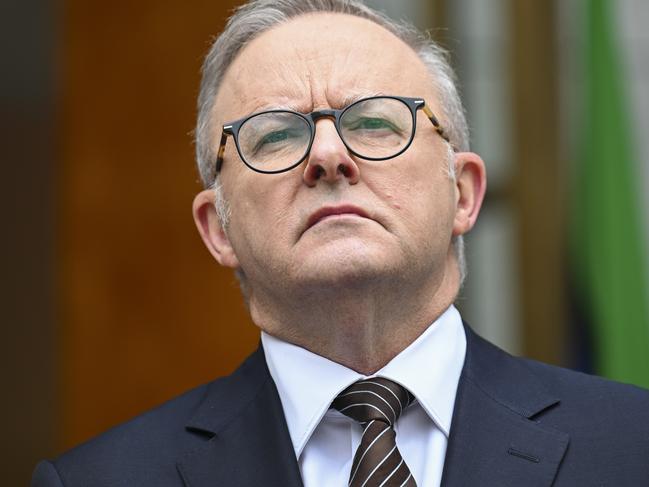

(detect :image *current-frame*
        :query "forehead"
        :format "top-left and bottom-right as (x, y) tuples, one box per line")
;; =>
(215, 13), (436, 120)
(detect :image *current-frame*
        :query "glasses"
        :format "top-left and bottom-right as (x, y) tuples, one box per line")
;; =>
(214, 95), (452, 176)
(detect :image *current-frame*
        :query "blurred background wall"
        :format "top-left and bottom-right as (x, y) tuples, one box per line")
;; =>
(3, 0), (648, 483)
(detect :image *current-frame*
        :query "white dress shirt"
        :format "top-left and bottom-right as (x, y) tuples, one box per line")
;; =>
(261, 305), (466, 487)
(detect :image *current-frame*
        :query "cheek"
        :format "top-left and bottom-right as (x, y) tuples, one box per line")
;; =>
(368, 168), (418, 211)
(371, 160), (450, 210)
(371, 161), (456, 239)
(227, 174), (301, 242)
(380, 188), (404, 211)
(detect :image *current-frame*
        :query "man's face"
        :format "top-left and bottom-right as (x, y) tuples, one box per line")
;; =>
(195, 13), (483, 308)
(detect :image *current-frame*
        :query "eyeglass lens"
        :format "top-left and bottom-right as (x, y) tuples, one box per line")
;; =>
(236, 97), (414, 172)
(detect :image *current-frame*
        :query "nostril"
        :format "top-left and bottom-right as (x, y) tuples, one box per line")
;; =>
(304, 158), (358, 185)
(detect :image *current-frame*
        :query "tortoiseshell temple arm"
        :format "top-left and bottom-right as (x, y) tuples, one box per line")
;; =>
(215, 131), (229, 174)
(422, 105), (455, 150)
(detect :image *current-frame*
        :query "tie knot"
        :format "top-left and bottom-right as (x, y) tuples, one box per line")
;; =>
(331, 378), (414, 426)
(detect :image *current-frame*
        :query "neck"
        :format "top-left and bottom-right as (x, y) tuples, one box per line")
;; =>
(248, 254), (460, 374)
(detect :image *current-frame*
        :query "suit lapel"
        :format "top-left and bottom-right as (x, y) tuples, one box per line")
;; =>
(175, 325), (570, 486)
(441, 326), (569, 487)
(176, 347), (304, 487)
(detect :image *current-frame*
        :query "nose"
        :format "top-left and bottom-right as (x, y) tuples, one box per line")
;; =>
(303, 119), (360, 187)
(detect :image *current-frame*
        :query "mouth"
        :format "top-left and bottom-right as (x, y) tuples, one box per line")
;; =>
(305, 204), (372, 232)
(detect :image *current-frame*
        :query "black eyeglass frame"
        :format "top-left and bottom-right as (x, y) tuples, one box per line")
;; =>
(214, 95), (453, 176)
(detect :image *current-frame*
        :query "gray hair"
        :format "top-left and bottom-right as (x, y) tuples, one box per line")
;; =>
(195, 0), (470, 284)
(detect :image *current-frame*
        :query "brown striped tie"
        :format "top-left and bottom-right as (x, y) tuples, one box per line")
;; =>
(331, 378), (417, 487)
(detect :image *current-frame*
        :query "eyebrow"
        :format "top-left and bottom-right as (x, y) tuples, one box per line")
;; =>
(336, 91), (385, 109)
(239, 90), (388, 119)
(247, 99), (304, 113)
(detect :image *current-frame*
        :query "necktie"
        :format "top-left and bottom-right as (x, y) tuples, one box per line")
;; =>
(331, 378), (417, 487)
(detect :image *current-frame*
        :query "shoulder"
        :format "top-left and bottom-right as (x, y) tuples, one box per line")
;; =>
(33, 347), (268, 487)
(464, 325), (649, 438)
(520, 357), (649, 481)
(521, 356), (649, 425)
(463, 326), (649, 481)
(35, 382), (210, 486)
(523, 354), (649, 398)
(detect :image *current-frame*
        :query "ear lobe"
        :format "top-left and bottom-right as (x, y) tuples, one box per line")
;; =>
(452, 151), (487, 237)
(192, 189), (240, 269)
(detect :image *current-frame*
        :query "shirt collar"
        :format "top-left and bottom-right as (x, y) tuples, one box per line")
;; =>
(261, 305), (466, 457)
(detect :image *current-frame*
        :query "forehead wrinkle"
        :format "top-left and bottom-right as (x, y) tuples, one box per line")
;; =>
(224, 56), (312, 117)
(278, 24), (388, 110)
(313, 25), (425, 106)
(324, 66), (400, 110)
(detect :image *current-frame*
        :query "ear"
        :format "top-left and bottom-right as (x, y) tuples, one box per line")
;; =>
(451, 151), (487, 237)
(192, 189), (240, 269)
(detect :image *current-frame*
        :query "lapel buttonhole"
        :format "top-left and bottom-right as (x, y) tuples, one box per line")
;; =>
(507, 447), (540, 463)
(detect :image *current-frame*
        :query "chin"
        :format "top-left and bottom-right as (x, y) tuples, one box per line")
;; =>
(292, 242), (398, 289)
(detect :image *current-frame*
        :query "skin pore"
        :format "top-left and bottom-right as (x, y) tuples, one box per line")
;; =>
(193, 13), (486, 374)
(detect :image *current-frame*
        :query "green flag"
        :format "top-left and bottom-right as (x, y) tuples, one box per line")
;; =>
(572, 0), (649, 387)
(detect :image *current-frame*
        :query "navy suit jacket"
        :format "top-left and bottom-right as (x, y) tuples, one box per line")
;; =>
(32, 326), (649, 486)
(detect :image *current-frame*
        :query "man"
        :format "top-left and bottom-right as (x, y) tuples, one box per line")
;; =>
(33, 1), (649, 486)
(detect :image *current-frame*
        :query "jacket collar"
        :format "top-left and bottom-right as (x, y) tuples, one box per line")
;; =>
(177, 347), (304, 487)
(441, 325), (569, 486)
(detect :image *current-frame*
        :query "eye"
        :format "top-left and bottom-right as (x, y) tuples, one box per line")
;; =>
(343, 117), (402, 134)
(357, 118), (392, 129)
(252, 128), (303, 154)
(261, 130), (290, 144)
